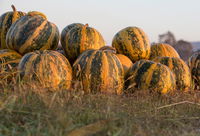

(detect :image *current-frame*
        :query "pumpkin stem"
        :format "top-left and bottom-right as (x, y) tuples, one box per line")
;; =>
(99, 46), (116, 53)
(11, 5), (18, 23)
(11, 5), (17, 12)
(85, 24), (89, 27)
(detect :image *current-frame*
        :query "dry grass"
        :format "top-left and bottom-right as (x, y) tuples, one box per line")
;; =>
(0, 79), (200, 136)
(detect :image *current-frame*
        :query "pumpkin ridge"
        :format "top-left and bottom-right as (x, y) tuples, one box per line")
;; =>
(135, 61), (152, 87)
(108, 52), (124, 94)
(83, 50), (97, 92)
(19, 20), (48, 53)
(80, 24), (88, 53)
(100, 52), (109, 92)
(143, 63), (158, 87)
(40, 23), (57, 50)
(89, 51), (103, 93)
(12, 16), (43, 48)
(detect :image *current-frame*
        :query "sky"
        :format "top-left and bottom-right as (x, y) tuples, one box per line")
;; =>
(1, 0), (200, 45)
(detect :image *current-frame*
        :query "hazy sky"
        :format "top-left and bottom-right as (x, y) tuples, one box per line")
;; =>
(1, 0), (200, 44)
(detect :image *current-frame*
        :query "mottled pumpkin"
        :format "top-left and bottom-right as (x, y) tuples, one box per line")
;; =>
(188, 51), (200, 88)
(112, 27), (150, 62)
(125, 60), (176, 94)
(61, 23), (105, 63)
(0, 49), (22, 82)
(6, 14), (59, 55)
(0, 5), (25, 49)
(73, 49), (124, 95)
(150, 43), (180, 60)
(17, 50), (72, 90)
(116, 54), (133, 77)
(153, 57), (192, 90)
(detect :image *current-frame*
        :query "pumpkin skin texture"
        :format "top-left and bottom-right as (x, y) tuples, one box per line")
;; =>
(188, 51), (200, 88)
(0, 49), (22, 83)
(112, 27), (150, 62)
(116, 54), (133, 77)
(17, 50), (72, 90)
(153, 57), (192, 90)
(6, 15), (59, 55)
(99, 46), (133, 77)
(61, 24), (105, 63)
(61, 23), (83, 46)
(150, 43), (180, 60)
(0, 5), (25, 49)
(73, 49), (124, 95)
(125, 60), (176, 94)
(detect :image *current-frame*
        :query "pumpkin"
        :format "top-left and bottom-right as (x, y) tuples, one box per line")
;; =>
(125, 60), (176, 94)
(153, 57), (192, 90)
(17, 50), (72, 90)
(188, 51), (200, 88)
(0, 5), (25, 49)
(112, 26), (150, 62)
(116, 54), (133, 77)
(61, 23), (105, 63)
(73, 48), (124, 95)
(6, 13), (59, 55)
(99, 46), (133, 77)
(0, 49), (22, 82)
(150, 43), (180, 60)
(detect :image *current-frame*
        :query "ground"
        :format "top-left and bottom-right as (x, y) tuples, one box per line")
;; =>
(0, 83), (200, 136)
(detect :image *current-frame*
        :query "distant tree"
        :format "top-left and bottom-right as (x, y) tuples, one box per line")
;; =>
(174, 40), (193, 61)
(159, 31), (176, 46)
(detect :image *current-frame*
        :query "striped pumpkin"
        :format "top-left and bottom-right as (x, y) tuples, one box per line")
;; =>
(0, 49), (22, 82)
(112, 27), (150, 62)
(150, 43), (180, 60)
(153, 57), (192, 90)
(0, 5), (25, 49)
(188, 51), (200, 88)
(125, 60), (176, 94)
(73, 48), (124, 95)
(116, 54), (133, 77)
(61, 23), (105, 63)
(17, 50), (72, 90)
(6, 14), (59, 55)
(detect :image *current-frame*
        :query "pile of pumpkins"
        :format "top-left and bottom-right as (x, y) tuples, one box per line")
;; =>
(0, 5), (199, 94)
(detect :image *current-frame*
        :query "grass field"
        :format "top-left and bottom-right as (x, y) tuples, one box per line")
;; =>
(0, 81), (200, 136)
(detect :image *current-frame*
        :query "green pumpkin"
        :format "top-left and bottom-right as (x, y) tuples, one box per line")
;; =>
(150, 43), (180, 60)
(153, 57), (192, 91)
(125, 60), (176, 94)
(0, 5), (25, 49)
(6, 14), (59, 55)
(61, 23), (105, 63)
(73, 48), (124, 95)
(18, 50), (72, 90)
(112, 26), (150, 62)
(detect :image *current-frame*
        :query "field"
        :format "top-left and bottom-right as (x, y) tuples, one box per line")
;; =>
(0, 81), (200, 136)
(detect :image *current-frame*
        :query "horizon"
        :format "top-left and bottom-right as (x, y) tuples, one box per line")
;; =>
(1, 0), (200, 45)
